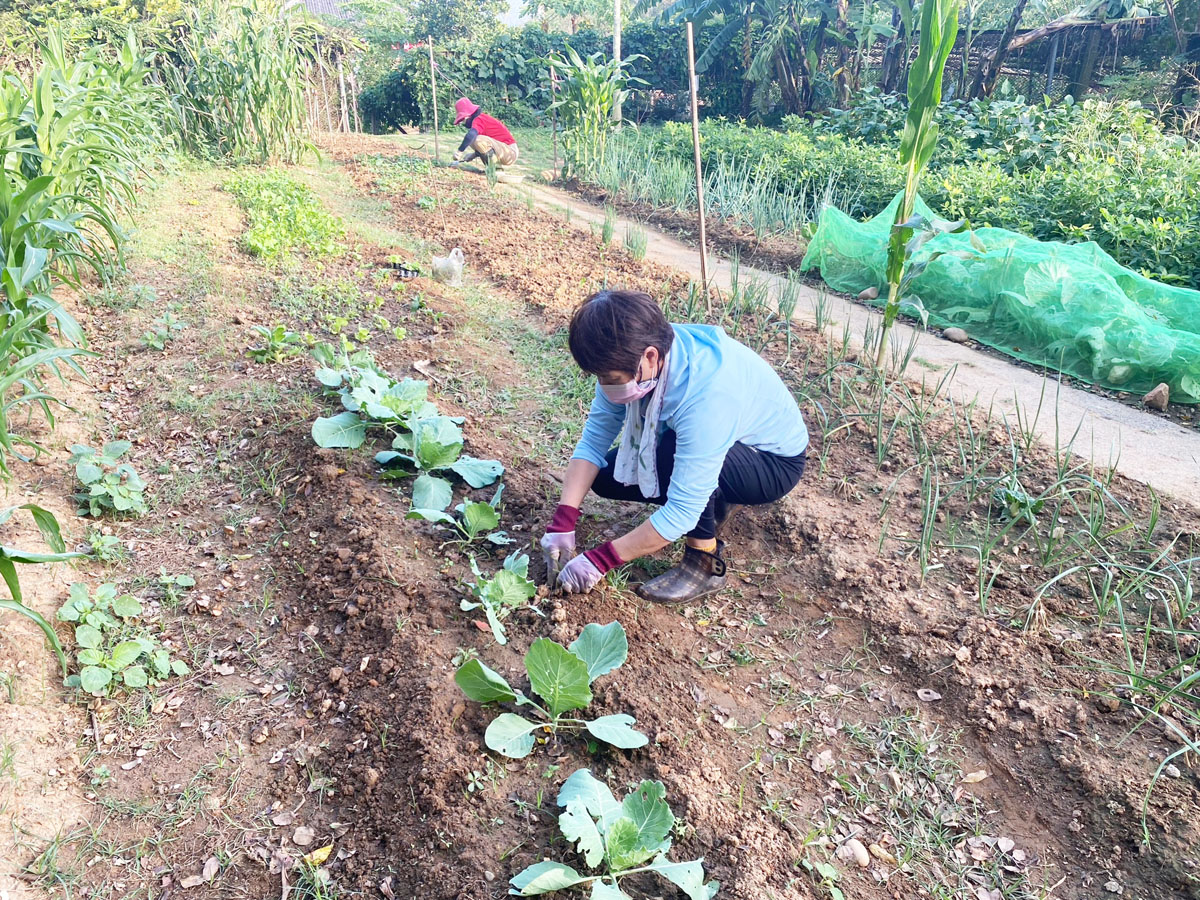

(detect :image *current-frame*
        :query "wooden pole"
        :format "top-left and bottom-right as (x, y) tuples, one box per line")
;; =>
(686, 22), (710, 306)
(337, 58), (351, 132)
(318, 61), (334, 132)
(428, 36), (440, 163)
(550, 70), (559, 176)
(348, 70), (362, 133)
(613, 0), (623, 124)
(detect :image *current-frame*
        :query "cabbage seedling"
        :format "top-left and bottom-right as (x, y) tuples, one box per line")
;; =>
(69, 442), (148, 517)
(509, 768), (718, 899)
(455, 622), (648, 757)
(460, 552), (537, 644)
(407, 483), (512, 549)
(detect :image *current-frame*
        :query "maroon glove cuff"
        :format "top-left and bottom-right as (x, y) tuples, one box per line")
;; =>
(583, 541), (624, 574)
(548, 504), (581, 533)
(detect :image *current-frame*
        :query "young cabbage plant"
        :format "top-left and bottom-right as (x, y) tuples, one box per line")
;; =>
(69, 441), (148, 517)
(509, 768), (718, 899)
(247, 324), (302, 363)
(455, 622), (649, 758)
(376, 414), (504, 500)
(311, 355), (440, 449)
(409, 482), (513, 548)
(460, 552), (537, 645)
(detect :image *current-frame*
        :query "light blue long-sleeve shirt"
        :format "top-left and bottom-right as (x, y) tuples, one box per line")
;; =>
(571, 324), (809, 541)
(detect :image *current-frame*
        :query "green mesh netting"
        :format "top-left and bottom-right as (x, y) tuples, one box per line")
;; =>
(800, 192), (1200, 403)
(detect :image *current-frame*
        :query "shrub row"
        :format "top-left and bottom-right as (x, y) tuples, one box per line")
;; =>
(637, 99), (1200, 287)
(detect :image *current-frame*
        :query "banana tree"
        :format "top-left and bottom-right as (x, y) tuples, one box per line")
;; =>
(875, 0), (959, 370)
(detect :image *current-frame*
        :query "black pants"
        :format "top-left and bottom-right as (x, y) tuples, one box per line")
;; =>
(591, 431), (806, 541)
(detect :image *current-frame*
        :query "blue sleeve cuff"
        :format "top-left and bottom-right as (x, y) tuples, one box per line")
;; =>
(571, 445), (610, 469)
(648, 506), (691, 543)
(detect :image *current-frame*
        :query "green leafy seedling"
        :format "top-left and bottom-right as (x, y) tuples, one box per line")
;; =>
(509, 768), (718, 899)
(140, 312), (185, 351)
(406, 482), (511, 547)
(460, 552), (537, 645)
(68, 442), (148, 517)
(157, 571), (197, 607)
(455, 621), (649, 757)
(248, 324), (302, 363)
(58, 583), (190, 697)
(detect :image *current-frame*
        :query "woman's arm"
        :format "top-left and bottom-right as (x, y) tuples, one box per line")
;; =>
(612, 518), (671, 562)
(457, 127), (478, 154)
(560, 458), (599, 508)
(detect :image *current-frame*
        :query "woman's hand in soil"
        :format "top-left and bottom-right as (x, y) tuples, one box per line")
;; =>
(541, 504), (581, 582)
(558, 542), (623, 593)
(557, 554), (604, 593)
(540, 529), (576, 581)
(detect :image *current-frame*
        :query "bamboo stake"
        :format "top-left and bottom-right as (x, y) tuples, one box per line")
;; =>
(318, 61), (334, 132)
(613, 0), (623, 124)
(337, 58), (351, 132)
(428, 36), (440, 163)
(348, 70), (362, 133)
(686, 22), (710, 307)
(550, 70), (559, 176)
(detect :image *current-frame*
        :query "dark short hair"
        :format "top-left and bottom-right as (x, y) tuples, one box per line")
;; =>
(568, 290), (675, 376)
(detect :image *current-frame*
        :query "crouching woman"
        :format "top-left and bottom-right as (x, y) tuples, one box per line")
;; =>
(541, 289), (809, 603)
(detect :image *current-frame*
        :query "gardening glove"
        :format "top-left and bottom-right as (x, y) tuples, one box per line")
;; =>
(558, 542), (623, 594)
(540, 504), (580, 584)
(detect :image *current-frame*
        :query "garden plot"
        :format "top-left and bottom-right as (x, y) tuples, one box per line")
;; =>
(2, 147), (1197, 900)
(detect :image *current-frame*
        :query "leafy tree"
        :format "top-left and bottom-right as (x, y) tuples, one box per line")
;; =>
(408, 0), (505, 41)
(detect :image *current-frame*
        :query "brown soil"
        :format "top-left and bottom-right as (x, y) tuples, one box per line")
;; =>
(2, 139), (1197, 900)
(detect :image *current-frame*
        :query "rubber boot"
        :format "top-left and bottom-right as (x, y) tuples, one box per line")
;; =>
(637, 541), (727, 604)
(716, 503), (742, 537)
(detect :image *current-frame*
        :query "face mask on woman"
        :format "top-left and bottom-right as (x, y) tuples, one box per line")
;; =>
(601, 360), (658, 404)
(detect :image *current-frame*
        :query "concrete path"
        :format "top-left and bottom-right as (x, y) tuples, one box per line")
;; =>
(516, 181), (1200, 510)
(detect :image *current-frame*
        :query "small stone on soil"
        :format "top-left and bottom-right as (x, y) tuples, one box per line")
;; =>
(293, 826), (316, 846)
(944, 327), (970, 343)
(1142, 383), (1169, 411)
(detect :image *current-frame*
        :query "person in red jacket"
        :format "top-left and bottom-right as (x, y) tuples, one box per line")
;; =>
(450, 97), (520, 167)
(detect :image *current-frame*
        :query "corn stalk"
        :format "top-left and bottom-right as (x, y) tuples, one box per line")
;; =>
(876, 0), (959, 370)
(160, 0), (327, 164)
(0, 24), (152, 473)
(546, 47), (643, 179)
(0, 503), (86, 676)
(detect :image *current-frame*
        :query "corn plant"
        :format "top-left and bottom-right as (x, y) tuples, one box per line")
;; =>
(455, 622), (649, 758)
(0, 312), (91, 476)
(160, 0), (328, 163)
(876, 0), (959, 369)
(0, 504), (87, 675)
(546, 47), (644, 178)
(510, 768), (716, 898)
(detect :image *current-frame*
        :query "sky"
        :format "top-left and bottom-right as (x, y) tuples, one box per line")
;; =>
(501, 0), (528, 26)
